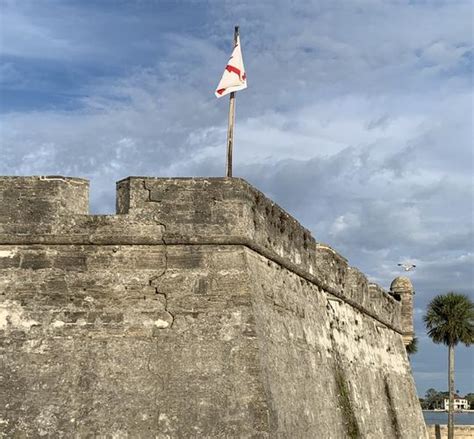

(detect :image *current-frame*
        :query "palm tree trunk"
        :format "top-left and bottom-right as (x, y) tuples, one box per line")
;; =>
(448, 344), (454, 439)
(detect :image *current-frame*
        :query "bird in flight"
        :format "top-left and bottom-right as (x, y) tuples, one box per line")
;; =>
(398, 263), (416, 271)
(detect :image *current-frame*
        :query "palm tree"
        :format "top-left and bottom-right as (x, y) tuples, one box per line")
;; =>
(406, 336), (418, 357)
(423, 292), (474, 439)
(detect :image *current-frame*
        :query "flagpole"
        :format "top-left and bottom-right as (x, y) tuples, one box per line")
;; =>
(226, 26), (239, 178)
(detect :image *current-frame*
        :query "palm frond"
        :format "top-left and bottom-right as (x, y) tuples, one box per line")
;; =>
(423, 292), (474, 347)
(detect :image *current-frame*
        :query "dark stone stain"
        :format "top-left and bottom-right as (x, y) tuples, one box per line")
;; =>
(384, 376), (402, 439)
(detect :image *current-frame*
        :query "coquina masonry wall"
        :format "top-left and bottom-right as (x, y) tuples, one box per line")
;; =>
(0, 176), (427, 438)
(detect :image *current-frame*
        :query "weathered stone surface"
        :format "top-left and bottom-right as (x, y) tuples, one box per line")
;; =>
(0, 176), (88, 223)
(1, 244), (268, 437)
(0, 176), (427, 438)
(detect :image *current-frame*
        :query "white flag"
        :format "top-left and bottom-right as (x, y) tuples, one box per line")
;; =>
(215, 35), (247, 98)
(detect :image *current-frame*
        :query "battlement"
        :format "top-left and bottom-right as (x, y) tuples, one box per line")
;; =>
(0, 176), (89, 222)
(0, 176), (405, 333)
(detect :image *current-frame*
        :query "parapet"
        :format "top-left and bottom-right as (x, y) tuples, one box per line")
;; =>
(0, 176), (89, 223)
(1, 176), (403, 333)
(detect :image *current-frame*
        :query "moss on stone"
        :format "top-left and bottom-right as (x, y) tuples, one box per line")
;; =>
(384, 377), (401, 438)
(334, 363), (361, 439)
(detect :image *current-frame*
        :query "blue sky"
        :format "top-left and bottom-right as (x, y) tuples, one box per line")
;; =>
(0, 0), (472, 396)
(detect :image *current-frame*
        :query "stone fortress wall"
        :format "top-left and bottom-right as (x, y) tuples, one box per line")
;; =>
(0, 176), (427, 438)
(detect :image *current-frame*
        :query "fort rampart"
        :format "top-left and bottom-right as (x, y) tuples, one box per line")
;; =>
(0, 176), (426, 438)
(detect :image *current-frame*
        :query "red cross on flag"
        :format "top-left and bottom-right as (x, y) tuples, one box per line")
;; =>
(215, 35), (247, 98)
